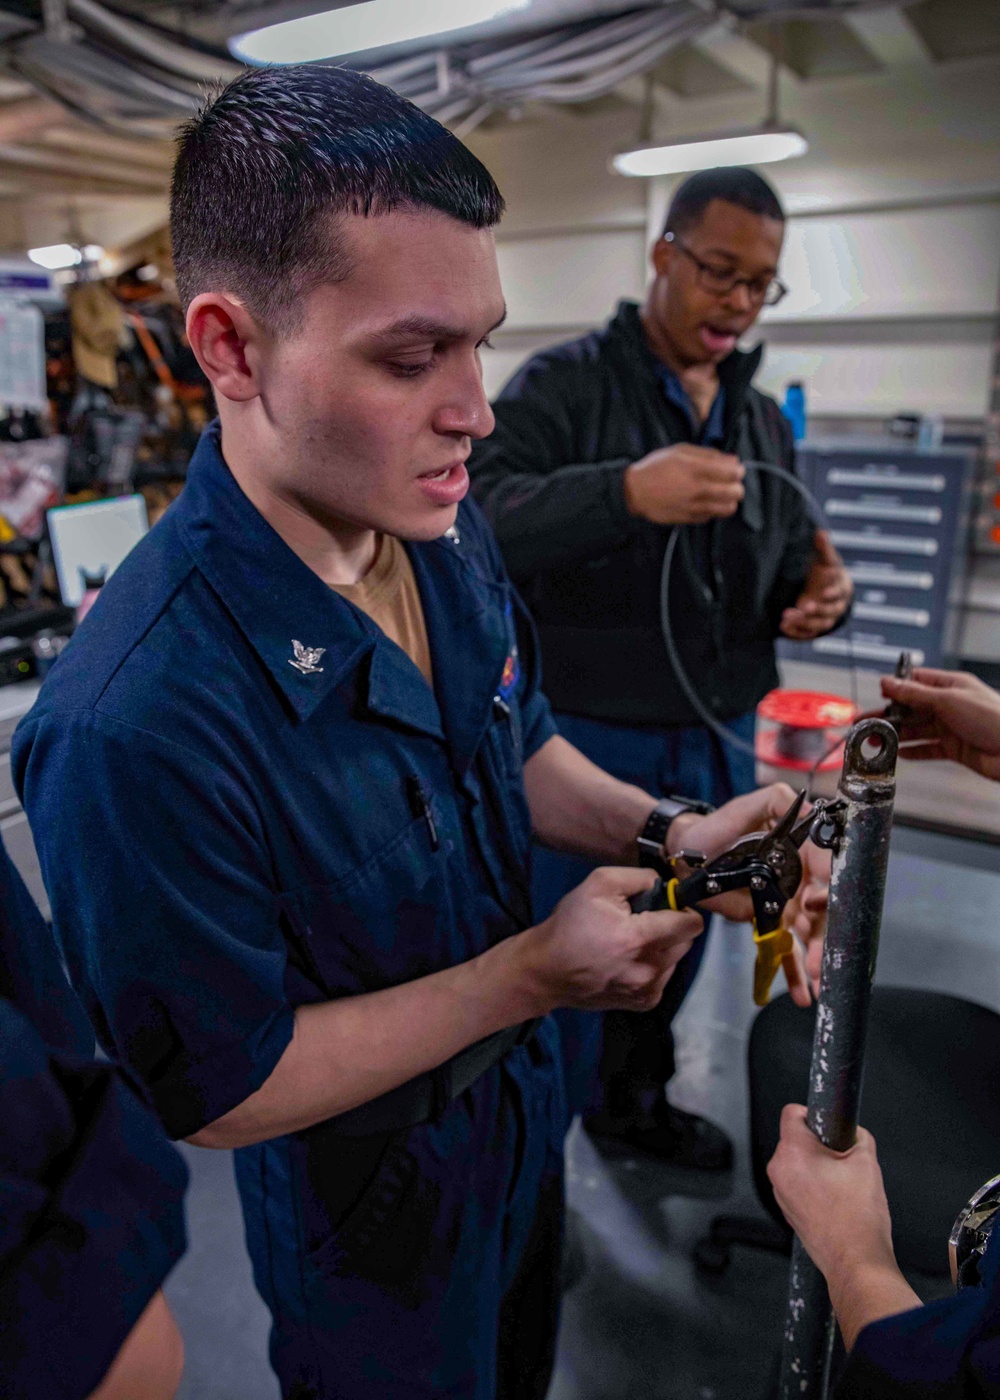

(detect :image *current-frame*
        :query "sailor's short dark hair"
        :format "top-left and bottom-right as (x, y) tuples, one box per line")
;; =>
(171, 65), (505, 332)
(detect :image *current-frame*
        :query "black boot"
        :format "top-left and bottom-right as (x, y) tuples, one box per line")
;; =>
(583, 1095), (733, 1172)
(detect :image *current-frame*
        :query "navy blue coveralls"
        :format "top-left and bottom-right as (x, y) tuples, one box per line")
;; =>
(835, 1225), (1000, 1397)
(0, 837), (188, 1400)
(14, 422), (567, 1400)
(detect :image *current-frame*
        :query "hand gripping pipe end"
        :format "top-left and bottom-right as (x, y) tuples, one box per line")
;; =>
(778, 718), (899, 1400)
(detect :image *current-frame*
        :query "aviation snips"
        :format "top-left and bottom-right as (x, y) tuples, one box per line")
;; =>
(629, 789), (836, 1006)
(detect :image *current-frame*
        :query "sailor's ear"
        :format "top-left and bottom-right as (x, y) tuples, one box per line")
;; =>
(186, 293), (262, 403)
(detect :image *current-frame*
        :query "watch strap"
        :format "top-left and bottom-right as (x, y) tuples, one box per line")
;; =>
(637, 794), (715, 873)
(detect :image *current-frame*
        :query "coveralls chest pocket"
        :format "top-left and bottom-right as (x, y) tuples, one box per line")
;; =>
(280, 788), (474, 1002)
(486, 692), (523, 781)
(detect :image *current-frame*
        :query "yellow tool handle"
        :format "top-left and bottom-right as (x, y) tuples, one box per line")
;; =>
(664, 877), (681, 911)
(752, 923), (796, 1007)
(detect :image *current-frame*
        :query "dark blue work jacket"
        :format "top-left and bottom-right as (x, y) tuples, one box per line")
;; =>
(837, 1224), (1000, 1397)
(13, 421), (559, 1244)
(0, 839), (188, 1400)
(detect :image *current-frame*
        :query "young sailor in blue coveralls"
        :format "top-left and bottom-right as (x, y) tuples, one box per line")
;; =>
(0, 836), (187, 1400)
(769, 669), (1000, 1397)
(15, 66), (829, 1400)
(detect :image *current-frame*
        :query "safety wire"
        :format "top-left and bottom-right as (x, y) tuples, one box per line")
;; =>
(658, 459), (863, 802)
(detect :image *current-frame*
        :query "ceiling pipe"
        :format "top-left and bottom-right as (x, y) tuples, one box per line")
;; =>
(66, 0), (242, 82)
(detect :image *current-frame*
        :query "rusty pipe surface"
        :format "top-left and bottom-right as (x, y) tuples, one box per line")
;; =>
(778, 718), (899, 1400)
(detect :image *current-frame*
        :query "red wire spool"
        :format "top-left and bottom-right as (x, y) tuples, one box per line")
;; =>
(756, 689), (859, 773)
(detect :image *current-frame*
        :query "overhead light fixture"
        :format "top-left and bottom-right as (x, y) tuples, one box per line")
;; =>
(231, 0), (532, 66)
(614, 49), (806, 179)
(27, 243), (105, 270)
(613, 126), (807, 178)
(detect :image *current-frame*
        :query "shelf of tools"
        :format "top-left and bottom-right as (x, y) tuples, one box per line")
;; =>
(0, 267), (68, 636)
(0, 245), (210, 678)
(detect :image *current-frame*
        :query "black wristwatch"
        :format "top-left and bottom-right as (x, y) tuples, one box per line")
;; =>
(637, 795), (716, 875)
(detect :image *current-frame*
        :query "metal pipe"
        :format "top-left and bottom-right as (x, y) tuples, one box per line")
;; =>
(778, 717), (899, 1400)
(465, 7), (677, 77)
(491, 16), (708, 105)
(67, 0), (242, 83)
(452, 102), (495, 139)
(367, 52), (440, 87)
(477, 10), (698, 91)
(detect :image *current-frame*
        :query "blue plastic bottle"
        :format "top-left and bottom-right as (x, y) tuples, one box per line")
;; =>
(782, 381), (807, 442)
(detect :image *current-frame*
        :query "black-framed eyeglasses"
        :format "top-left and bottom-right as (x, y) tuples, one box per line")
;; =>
(665, 231), (788, 308)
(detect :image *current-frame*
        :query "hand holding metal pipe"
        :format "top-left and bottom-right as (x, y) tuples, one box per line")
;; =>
(778, 718), (900, 1400)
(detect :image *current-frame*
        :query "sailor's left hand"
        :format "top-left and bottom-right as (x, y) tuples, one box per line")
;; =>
(767, 1105), (895, 1280)
(781, 531), (853, 641)
(768, 1106), (925, 1351)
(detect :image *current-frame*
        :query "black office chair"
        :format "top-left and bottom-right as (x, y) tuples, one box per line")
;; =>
(695, 988), (1000, 1278)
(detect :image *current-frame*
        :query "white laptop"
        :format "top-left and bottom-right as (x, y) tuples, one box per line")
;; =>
(47, 494), (149, 608)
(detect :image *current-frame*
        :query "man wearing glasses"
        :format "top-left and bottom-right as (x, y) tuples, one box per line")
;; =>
(469, 167), (852, 1170)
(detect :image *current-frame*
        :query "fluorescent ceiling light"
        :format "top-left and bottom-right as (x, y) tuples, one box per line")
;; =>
(613, 127), (808, 179)
(27, 243), (105, 270)
(231, 0), (532, 65)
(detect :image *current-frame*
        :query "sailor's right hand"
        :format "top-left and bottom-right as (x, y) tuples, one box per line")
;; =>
(624, 443), (745, 525)
(518, 867), (703, 1014)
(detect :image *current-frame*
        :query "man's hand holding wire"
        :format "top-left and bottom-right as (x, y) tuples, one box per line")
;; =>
(624, 444), (746, 525)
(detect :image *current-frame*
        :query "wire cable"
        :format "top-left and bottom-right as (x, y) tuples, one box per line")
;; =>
(658, 459), (861, 799)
